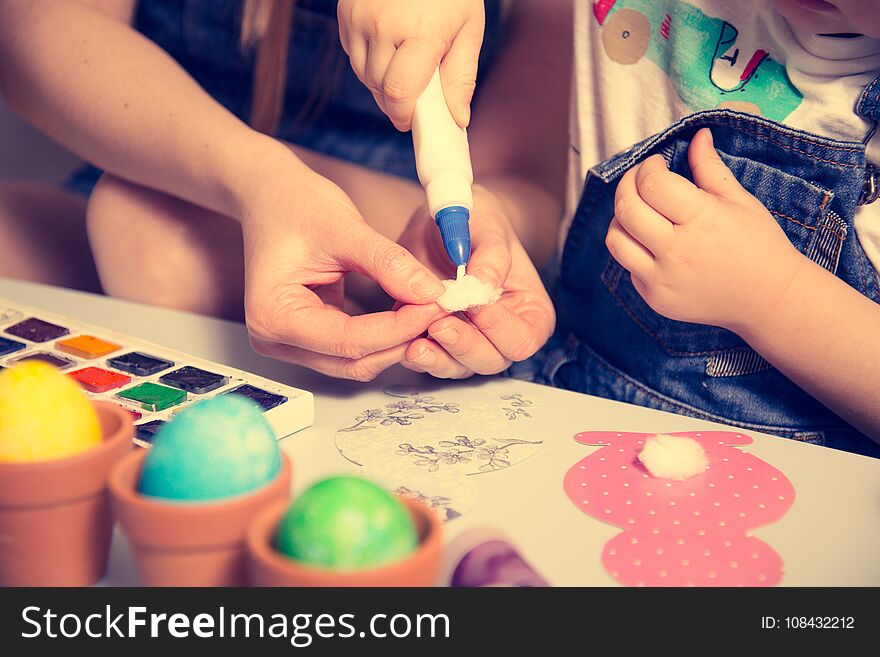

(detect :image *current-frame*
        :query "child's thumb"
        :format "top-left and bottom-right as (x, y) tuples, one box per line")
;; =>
(688, 128), (744, 200)
(440, 22), (483, 128)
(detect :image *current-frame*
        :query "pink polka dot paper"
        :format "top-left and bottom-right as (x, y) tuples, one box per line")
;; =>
(564, 431), (795, 587)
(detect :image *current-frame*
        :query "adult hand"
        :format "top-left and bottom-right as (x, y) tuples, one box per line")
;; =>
(396, 185), (556, 378)
(241, 159), (446, 381)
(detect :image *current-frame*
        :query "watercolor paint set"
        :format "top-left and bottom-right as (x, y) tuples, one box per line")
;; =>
(0, 298), (314, 447)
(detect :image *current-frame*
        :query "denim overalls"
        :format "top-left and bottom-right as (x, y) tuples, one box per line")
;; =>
(65, 0), (506, 195)
(533, 77), (880, 458)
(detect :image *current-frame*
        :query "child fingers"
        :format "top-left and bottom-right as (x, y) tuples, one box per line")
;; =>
(605, 217), (654, 280)
(428, 316), (512, 375)
(615, 165), (674, 253)
(404, 338), (474, 379)
(439, 18), (484, 128)
(687, 128), (746, 200)
(383, 37), (445, 131)
(633, 154), (708, 224)
(344, 36), (368, 80)
(365, 40), (396, 112)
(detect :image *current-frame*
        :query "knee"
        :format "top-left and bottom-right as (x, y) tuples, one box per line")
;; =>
(85, 174), (243, 318)
(86, 174), (188, 307)
(86, 172), (134, 239)
(86, 173), (134, 254)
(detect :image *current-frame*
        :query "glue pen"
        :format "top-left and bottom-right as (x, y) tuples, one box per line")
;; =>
(412, 67), (474, 279)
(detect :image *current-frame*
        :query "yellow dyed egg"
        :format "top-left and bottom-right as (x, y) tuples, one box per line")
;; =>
(0, 361), (101, 462)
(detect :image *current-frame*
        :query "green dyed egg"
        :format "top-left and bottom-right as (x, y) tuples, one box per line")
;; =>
(138, 394), (280, 501)
(275, 476), (417, 569)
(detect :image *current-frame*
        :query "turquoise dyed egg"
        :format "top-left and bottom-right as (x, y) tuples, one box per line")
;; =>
(275, 476), (417, 569)
(138, 395), (280, 501)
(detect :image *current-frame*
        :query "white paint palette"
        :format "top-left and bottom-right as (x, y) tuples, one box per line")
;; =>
(0, 298), (314, 446)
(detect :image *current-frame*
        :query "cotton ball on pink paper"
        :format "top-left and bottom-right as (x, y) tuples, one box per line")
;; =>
(437, 274), (503, 312)
(637, 433), (708, 481)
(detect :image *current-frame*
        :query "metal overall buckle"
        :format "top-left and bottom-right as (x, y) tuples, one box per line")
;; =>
(860, 163), (879, 206)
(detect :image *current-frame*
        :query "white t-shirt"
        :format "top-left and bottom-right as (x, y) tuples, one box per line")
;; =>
(565, 0), (880, 271)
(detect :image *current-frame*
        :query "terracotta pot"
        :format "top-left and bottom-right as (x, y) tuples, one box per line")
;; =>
(0, 401), (133, 586)
(109, 449), (291, 586)
(246, 497), (442, 587)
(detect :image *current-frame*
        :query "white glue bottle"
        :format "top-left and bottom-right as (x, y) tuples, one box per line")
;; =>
(412, 67), (474, 278)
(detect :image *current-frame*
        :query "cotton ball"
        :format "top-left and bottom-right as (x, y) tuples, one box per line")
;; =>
(437, 275), (503, 312)
(637, 434), (708, 481)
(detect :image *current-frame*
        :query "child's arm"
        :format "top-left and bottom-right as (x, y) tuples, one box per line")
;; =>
(608, 128), (880, 443)
(0, 0), (446, 380)
(736, 254), (880, 441)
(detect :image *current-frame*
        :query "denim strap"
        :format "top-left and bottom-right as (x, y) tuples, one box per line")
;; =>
(856, 74), (880, 126)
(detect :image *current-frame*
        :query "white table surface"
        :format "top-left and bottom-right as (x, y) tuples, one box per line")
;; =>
(2, 277), (878, 587)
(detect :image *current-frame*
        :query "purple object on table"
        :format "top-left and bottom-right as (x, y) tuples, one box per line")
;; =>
(159, 365), (228, 394)
(223, 384), (287, 411)
(8, 351), (76, 370)
(448, 529), (548, 587)
(5, 317), (69, 342)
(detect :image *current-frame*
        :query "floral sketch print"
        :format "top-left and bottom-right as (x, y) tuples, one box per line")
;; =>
(335, 386), (545, 520)
(500, 393), (533, 420)
(339, 392), (460, 432)
(396, 435), (543, 474)
(395, 486), (462, 522)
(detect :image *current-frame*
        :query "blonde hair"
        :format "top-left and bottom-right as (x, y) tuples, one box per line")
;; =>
(241, 0), (295, 135)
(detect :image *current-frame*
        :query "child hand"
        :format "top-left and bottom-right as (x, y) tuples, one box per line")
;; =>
(241, 161), (446, 381)
(396, 185), (556, 378)
(606, 128), (809, 334)
(337, 0), (485, 131)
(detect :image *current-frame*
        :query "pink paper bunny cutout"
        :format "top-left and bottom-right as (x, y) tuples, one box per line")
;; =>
(564, 431), (795, 586)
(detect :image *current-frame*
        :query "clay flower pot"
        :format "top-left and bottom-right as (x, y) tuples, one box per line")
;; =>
(246, 497), (442, 587)
(0, 401), (133, 586)
(109, 449), (292, 586)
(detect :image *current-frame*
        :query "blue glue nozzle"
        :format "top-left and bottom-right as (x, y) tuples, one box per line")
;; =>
(435, 206), (471, 268)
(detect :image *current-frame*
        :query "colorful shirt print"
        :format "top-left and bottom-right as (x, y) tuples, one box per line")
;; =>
(593, 0), (803, 121)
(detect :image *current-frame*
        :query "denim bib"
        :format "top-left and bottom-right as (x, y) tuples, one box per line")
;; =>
(142, 0), (506, 179)
(66, 0), (506, 195)
(534, 77), (880, 458)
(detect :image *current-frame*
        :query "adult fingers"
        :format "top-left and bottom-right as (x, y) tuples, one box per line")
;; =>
(246, 285), (442, 360)
(403, 337), (474, 379)
(338, 223), (445, 303)
(467, 293), (555, 362)
(466, 232), (512, 290)
(311, 278), (345, 311)
(427, 315), (511, 375)
(251, 336), (407, 382)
